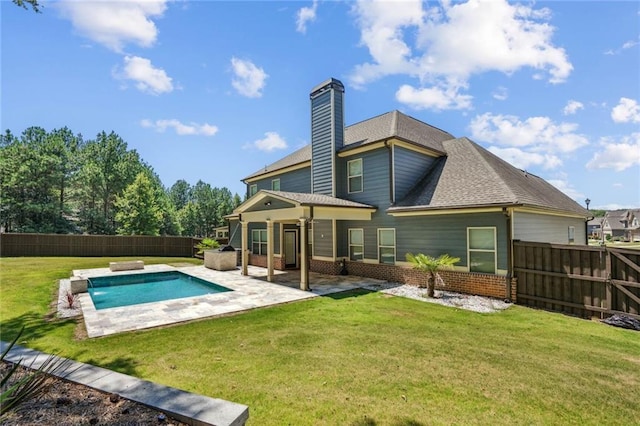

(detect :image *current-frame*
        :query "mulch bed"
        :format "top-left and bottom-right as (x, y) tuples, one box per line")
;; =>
(1, 362), (189, 426)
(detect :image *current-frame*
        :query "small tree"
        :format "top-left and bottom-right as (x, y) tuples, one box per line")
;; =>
(406, 253), (460, 298)
(115, 172), (162, 235)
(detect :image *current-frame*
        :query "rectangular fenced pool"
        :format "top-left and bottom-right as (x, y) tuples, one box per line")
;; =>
(88, 271), (232, 310)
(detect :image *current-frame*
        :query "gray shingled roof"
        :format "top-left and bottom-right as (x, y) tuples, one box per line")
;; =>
(390, 137), (589, 216)
(261, 190), (375, 209)
(243, 110), (452, 180)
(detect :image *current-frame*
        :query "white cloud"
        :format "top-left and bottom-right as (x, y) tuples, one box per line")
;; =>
(244, 132), (288, 152)
(56, 0), (167, 52)
(230, 57), (268, 98)
(563, 100), (584, 115)
(611, 98), (640, 123)
(492, 86), (508, 101)
(349, 0), (572, 110)
(586, 133), (640, 171)
(469, 113), (589, 153)
(114, 56), (173, 95)
(487, 146), (561, 170)
(395, 83), (472, 110)
(547, 177), (584, 201)
(296, 0), (318, 34)
(141, 119), (218, 136)
(604, 38), (639, 55)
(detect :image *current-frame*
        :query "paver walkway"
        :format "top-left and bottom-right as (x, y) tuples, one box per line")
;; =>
(69, 265), (388, 338)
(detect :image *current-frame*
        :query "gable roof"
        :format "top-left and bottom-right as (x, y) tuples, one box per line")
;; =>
(243, 110), (452, 181)
(258, 190), (374, 209)
(390, 137), (588, 216)
(343, 110), (453, 153)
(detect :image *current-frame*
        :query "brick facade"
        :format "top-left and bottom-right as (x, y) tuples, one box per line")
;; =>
(248, 254), (285, 270)
(313, 259), (517, 301)
(247, 256), (516, 301)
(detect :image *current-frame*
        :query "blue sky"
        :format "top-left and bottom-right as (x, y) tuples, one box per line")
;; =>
(2, 0), (639, 210)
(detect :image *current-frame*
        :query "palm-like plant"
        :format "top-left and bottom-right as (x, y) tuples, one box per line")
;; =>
(1, 327), (72, 418)
(406, 253), (460, 298)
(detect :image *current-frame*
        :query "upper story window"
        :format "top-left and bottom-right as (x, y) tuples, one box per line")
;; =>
(378, 228), (395, 264)
(349, 229), (364, 261)
(249, 184), (257, 197)
(568, 226), (575, 244)
(468, 227), (496, 274)
(271, 179), (280, 191)
(347, 158), (363, 193)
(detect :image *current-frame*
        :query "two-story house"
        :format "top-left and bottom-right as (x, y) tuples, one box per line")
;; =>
(227, 78), (588, 300)
(602, 209), (640, 241)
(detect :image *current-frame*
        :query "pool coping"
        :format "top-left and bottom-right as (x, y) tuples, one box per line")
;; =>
(71, 264), (319, 338)
(0, 341), (249, 426)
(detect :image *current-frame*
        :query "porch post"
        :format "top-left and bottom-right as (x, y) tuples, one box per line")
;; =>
(241, 221), (248, 276)
(266, 219), (274, 282)
(299, 218), (309, 291)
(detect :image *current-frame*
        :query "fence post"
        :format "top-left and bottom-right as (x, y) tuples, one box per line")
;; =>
(605, 249), (612, 311)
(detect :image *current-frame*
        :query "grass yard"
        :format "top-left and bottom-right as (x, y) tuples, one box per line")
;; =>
(1, 257), (639, 425)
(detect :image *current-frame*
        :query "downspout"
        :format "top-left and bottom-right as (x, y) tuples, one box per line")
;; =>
(384, 139), (393, 204)
(585, 216), (593, 245)
(503, 207), (513, 302)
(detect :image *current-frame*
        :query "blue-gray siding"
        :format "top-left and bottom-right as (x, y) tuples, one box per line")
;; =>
(312, 219), (333, 257)
(311, 87), (344, 196)
(393, 146), (438, 202)
(337, 212), (508, 270)
(337, 149), (390, 206)
(246, 167), (311, 196)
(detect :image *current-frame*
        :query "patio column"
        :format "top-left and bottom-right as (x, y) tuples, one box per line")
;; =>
(299, 218), (309, 291)
(266, 219), (274, 282)
(241, 221), (248, 276)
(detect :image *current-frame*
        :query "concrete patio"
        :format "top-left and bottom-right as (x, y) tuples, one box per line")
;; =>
(69, 264), (390, 338)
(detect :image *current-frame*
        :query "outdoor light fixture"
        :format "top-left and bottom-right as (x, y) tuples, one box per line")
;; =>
(585, 198), (590, 210)
(264, 201), (271, 206)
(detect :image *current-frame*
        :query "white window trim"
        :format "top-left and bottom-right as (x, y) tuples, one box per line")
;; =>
(467, 227), (497, 274)
(347, 158), (363, 194)
(348, 228), (364, 261)
(249, 184), (257, 197)
(271, 178), (280, 191)
(377, 228), (396, 265)
(568, 226), (575, 244)
(252, 229), (267, 255)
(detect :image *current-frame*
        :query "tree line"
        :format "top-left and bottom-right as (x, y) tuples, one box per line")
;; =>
(0, 127), (242, 237)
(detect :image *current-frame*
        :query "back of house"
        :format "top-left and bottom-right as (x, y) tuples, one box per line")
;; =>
(227, 78), (589, 299)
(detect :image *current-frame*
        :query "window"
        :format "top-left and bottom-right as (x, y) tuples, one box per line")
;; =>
(249, 184), (257, 197)
(347, 159), (363, 193)
(271, 179), (280, 191)
(251, 229), (267, 255)
(468, 227), (496, 274)
(349, 229), (364, 261)
(568, 226), (575, 244)
(378, 229), (395, 264)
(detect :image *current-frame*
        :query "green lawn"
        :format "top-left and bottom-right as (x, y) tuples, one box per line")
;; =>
(1, 257), (639, 425)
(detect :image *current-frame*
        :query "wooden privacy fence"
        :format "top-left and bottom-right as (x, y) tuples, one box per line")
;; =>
(514, 241), (640, 319)
(0, 233), (199, 257)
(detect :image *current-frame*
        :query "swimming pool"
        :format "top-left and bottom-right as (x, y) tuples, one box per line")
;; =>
(88, 271), (232, 310)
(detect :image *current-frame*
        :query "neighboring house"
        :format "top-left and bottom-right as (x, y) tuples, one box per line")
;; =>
(587, 217), (603, 239)
(602, 209), (640, 241)
(227, 78), (589, 299)
(629, 210), (640, 242)
(214, 226), (229, 241)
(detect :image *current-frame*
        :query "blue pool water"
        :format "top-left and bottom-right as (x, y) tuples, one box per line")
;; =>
(88, 271), (232, 310)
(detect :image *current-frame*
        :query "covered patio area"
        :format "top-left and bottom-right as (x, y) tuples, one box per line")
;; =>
(229, 190), (376, 291)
